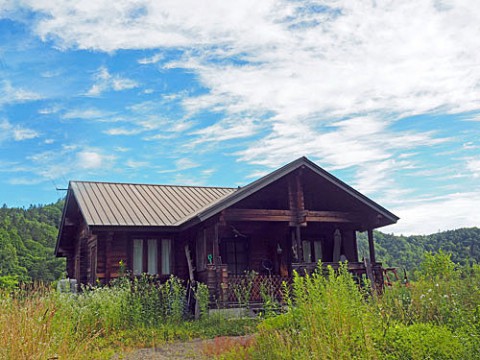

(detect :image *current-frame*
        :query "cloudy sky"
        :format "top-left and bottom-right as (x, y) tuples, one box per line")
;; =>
(0, 0), (479, 235)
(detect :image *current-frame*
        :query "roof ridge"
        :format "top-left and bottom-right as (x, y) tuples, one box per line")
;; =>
(69, 180), (236, 190)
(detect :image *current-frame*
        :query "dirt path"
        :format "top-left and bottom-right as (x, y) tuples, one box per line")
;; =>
(114, 335), (253, 360)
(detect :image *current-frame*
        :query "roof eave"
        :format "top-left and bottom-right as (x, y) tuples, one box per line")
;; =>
(55, 186), (72, 256)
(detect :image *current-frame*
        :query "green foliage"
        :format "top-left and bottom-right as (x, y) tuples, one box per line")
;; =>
(384, 323), (468, 360)
(252, 264), (381, 359)
(419, 250), (455, 280)
(0, 200), (65, 282)
(357, 227), (480, 271)
(194, 281), (210, 318)
(232, 270), (257, 310)
(0, 275), (18, 291)
(230, 254), (480, 360)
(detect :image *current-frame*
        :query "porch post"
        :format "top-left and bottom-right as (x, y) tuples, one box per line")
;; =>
(296, 225), (303, 262)
(288, 171), (304, 262)
(213, 222), (220, 265)
(367, 229), (376, 264)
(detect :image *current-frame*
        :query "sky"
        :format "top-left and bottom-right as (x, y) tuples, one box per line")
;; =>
(0, 0), (479, 235)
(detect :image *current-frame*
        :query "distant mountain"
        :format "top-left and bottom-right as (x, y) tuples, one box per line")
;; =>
(0, 200), (65, 283)
(357, 227), (480, 270)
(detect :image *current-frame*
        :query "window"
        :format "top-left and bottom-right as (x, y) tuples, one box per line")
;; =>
(302, 239), (323, 263)
(133, 239), (144, 275)
(302, 241), (312, 262)
(147, 239), (157, 274)
(132, 238), (172, 275)
(161, 239), (172, 275)
(220, 238), (248, 275)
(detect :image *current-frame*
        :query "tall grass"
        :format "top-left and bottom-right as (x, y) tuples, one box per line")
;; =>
(0, 275), (235, 359)
(226, 253), (480, 360)
(0, 285), (100, 360)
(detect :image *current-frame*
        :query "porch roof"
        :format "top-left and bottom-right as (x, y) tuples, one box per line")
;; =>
(188, 157), (399, 228)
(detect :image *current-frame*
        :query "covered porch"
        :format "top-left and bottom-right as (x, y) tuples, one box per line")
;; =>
(195, 214), (383, 307)
(189, 162), (396, 307)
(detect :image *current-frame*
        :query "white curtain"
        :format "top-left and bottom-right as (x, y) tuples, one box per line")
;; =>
(161, 239), (171, 275)
(314, 240), (323, 262)
(133, 239), (143, 275)
(302, 240), (312, 262)
(147, 239), (158, 274)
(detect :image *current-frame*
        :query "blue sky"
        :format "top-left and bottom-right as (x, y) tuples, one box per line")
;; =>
(0, 0), (479, 235)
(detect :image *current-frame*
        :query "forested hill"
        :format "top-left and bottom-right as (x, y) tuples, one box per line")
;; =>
(358, 227), (480, 270)
(0, 200), (65, 284)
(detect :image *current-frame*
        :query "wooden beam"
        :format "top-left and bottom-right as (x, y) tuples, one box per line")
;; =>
(223, 208), (294, 222)
(304, 211), (362, 223)
(223, 208), (362, 224)
(367, 229), (376, 264)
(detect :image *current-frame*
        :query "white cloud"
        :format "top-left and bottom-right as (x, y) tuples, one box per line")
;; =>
(4, 0), (480, 232)
(62, 107), (116, 121)
(189, 117), (261, 146)
(12, 128), (39, 141)
(125, 159), (149, 168)
(0, 81), (42, 106)
(76, 150), (113, 169)
(85, 66), (139, 96)
(466, 158), (480, 177)
(388, 191), (480, 235)
(138, 53), (164, 65)
(0, 119), (39, 142)
(104, 127), (142, 136)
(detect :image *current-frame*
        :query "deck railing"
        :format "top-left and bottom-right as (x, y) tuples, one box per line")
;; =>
(225, 274), (291, 304)
(217, 261), (384, 305)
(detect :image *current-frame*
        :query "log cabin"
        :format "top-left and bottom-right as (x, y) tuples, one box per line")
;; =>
(55, 157), (399, 304)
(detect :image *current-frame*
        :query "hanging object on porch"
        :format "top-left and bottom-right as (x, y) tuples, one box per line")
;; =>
(333, 228), (342, 262)
(276, 243), (283, 255)
(262, 259), (273, 276)
(207, 253), (213, 265)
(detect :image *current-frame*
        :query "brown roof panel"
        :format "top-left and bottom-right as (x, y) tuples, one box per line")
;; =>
(69, 181), (236, 227)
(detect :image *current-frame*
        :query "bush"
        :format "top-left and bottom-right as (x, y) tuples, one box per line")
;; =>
(384, 323), (467, 360)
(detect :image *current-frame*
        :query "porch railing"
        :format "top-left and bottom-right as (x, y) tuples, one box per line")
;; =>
(210, 261), (385, 306)
(225, 274), (291, 304)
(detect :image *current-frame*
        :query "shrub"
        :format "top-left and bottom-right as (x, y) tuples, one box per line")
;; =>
(384, 323), (467, 360)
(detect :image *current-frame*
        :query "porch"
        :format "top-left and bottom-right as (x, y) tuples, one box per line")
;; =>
(202, 261), (384, 306)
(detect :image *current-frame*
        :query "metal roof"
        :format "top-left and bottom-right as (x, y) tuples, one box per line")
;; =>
(70, 181), (236, 227)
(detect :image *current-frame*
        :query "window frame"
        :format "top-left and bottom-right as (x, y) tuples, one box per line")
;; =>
(302, 238), (323, 263)
(130, 237), (173, 276)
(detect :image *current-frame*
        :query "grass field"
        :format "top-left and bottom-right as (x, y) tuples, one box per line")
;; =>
(1, 252), (479, 359)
